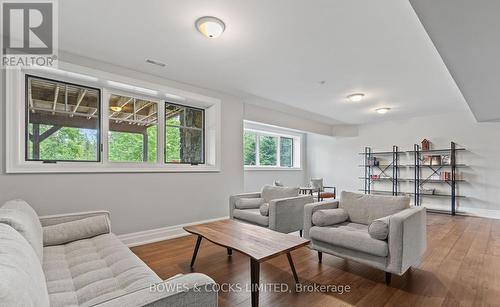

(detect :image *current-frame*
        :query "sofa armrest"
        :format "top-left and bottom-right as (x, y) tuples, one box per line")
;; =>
(39, 210), (111, 229)
(387, 207), (427, 275)
(268, 195), (313, 233)
(229, 192), (261, 218)
(92, 273), (217, 307)
(303, 199), (339, 239)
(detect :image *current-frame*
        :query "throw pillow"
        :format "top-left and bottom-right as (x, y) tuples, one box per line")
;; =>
(368, 215), (390, 240)
(312, 208), (348, 227)
(235, 198), (265, 209)
(259, 203), (269, 216)
(43, 215), (110, 246)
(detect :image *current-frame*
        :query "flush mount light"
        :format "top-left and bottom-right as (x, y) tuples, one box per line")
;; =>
(375, 107), (391, 114)
(196, 16), (225, 38)
(110, 106), (123, 112)
(346, 93), (365, 102)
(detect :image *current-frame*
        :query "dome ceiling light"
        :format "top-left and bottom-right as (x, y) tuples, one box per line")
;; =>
(346, 93), (365, 102)
(196, 16), (225, 38)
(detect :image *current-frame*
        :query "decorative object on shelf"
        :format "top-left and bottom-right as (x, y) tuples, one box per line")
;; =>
(423, 156), (432, 166)
(441, 171), (451, 181)
(431, 155), (442, 166)
(441, 155), (451, 165)
(370, 175), (380, 180)
(430, 174), (441, 180)
(421, 188), (436, 195)
(367, 156), (379, 166)
(421, 139), (430, 151)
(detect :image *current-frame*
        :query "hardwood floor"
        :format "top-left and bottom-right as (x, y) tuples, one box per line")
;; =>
(131, 214), (500, 306)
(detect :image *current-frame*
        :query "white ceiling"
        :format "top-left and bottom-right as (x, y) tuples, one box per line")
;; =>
(410, 0), (500, 122)
(59, 0), (469, 125)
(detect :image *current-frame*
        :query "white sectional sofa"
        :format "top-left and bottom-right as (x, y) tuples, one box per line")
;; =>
(0, 199), (218, 307)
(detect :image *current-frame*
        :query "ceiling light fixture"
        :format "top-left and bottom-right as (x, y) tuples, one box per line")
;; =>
(196, 16), (225, 38)
(110, 106), (123, 112)
(375, 107), (391, 114)
(346, 93), (365, 102)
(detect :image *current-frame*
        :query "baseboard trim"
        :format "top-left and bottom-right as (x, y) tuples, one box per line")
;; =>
(118, 216), (229, 247)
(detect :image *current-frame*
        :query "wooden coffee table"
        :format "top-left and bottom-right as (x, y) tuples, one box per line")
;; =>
(184, 219), (310, 307)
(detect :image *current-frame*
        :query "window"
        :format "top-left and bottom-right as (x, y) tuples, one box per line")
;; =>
(243, 128), (300, 169)
(7, 65), (220, 173)
(25, 75), (101, 162)
(108, 94), (158, 162)
(165, 104), (204, 164)
(280, 137), (293, 167)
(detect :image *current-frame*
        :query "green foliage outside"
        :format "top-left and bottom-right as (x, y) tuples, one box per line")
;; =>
(108, 126), (157, 162)
(280, 137), (293, 167)
(28, 124), (98, 161)
(244, 132), (256, 165)
(259, 135), (277, 166)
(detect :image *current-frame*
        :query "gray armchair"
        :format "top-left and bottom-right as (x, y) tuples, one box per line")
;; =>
(304, 191), (426, 284)
(230, 185), (313, 235)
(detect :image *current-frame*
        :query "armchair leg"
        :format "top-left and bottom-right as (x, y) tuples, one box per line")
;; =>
(318, 251), (322, 263)
(385, 272), (392, 285)
(299, 230), (303, 237)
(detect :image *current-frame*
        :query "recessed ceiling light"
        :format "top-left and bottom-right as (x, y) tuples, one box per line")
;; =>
(146, 59), (166, 67)
(196, 16), (225, 38)
(375, 107), (391, 114)
(346, 93), (365, 102)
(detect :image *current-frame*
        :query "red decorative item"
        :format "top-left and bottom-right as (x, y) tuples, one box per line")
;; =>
(421, 139), (430, 151)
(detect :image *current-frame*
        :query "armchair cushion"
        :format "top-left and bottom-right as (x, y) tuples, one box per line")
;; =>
(0, 224), (50, 307)
(235, 197), (265, 209)
(261, 185), (299, 203)
(259, 203), (269, 216)
(0, 199), (43, 262)
(310, 222), (388, 257)
(340, 191), (410, 225)
(368, 215), (390, 240)
(43, 215), (111, 246)
(312, 208), (348, 226)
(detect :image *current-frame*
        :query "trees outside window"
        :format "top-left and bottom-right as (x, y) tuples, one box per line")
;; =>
(243, 130), (298, 168)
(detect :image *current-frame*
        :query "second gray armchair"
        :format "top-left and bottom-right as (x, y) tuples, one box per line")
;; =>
(229, 185), (313, 235)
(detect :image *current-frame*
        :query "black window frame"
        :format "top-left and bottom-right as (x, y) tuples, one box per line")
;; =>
(164, 101), (205, 165)
(24, 74), (102, 163)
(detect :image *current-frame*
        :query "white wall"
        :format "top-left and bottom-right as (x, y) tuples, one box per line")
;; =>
(307, 111), (500, 218)
(0, 54), (244, 235)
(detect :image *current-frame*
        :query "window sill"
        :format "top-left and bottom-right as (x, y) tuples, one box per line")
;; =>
(244, 166), (302, 171)
(6, 163), (221, 174)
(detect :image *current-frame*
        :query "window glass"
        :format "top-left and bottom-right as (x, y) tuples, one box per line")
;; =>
(108, 94), (158, 162)
(244, 132), (257, 166)
(259, 135), (278, 166)
(280, 137), (293, 167)
(26, 76), (100, 161)
(165, 103), (204, 164)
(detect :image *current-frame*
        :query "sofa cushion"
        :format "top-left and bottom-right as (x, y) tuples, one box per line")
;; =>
(233, 209), (269, 227)
(0, 224), (50, 307)
(0, 199), (43, 262)
(340, 191), (410, 225)
(259, 203), (269, 216)
(43, 215), (111, 246)
(43, 233), (161, 307)
(312, 208), (348, 226)
(235, 197), (265, 209)
(368, 215), (390, 240)
(309, 222), (388, 257)
(261, 185), (299, 203)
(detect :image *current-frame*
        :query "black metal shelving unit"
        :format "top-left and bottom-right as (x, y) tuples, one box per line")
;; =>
(360, 145), (400, 196)
(359, 141), (467, 216)
(411, 141), (465, 216)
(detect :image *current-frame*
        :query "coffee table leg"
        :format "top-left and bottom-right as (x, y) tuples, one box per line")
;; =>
(286, 252), (299, 284)
(227, 248), (232, 255)
(250, 259), (260, 307)
(190, 235), (202, 268)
